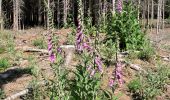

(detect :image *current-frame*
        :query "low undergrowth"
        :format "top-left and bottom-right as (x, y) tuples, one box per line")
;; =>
(32, 38), (47, 49)
(128, 64), (170, 100)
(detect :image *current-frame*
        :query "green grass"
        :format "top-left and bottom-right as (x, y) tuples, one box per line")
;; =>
(32, 38), (47, 49)
(128, 78), (142, 93)
(0, 58), (9, 71)
(0, 89), (5, 99)
(162, 45), (170, 51)
(0, 46), (6, 54)
(128, 64), (170, 100)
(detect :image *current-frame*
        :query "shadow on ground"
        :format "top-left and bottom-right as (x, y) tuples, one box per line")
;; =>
(0, 68), (32, 89)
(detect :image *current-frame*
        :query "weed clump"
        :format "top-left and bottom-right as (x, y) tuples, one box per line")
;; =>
(0, 58), (9, 71)
(0, 45), (5, 54)
(32, 38), (47, 49)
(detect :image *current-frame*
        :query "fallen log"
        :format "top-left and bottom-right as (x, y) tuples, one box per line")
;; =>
(4, 81), (46, 100)
(129, 64), (145, 72)
(157, 55), (170, 61)
(23, 48), (48, 54)
(4, 89), (29, 100)
(23, 45), (75, 53)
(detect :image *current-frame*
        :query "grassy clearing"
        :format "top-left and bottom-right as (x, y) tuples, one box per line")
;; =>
(128, 63), (170, 100)
(32, 38), (47, 49)
(0, 58), (10, 71)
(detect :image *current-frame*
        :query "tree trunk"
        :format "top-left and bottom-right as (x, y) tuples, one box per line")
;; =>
(162, 0), (165, 30)
(13, 0), (17, 30)
(103, 0), (106, 26)
(157, 0), (160, 34)
(63, 0), (67, 26)
(0, 0), (3, 30)
(57, 0), (60, 28)
(138, 0), (140, 21)
(112, 0), (115, 15)
(151, 0), (154, 30)
(38, 0), (42, 25)
(147, 0), (150, 28)
(47, 0), (50, 30)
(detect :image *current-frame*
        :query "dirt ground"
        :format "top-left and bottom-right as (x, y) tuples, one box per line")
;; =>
(0, 27), (170, 100)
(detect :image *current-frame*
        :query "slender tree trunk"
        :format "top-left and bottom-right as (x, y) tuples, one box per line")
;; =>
(13, 0), (19, 31)
(47, 0), (50, 30)
(160, 0), (162, 29)
(142, 0), (147, 28)
(38, 0), (42, 25)
(57, 0), (60, 28)
(151, 0), (154, 30)
(147, 0), (150, 28)
(162, 0), (165, 30)
(44, 8), (46, 28)
(0, 0), (3, 30)
(138, 0), (140, 21)
(89, 0), (91, 17)
(63, 0), (67, 26)
(157, 0), (160, 34)
(18, 2), (21, 30)
(112, 0), (115, 15)
(103, 0), (106, 26)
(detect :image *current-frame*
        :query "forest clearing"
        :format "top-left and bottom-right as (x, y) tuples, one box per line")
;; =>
(0, 0), (170, 100)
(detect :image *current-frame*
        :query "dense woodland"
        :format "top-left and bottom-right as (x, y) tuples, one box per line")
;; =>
(0, 0), (170, 30)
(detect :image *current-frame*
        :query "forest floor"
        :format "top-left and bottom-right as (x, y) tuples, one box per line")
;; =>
(0, 27), (170, 100)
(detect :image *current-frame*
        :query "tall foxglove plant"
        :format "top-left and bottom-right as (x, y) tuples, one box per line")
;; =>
(109, 0), (124, 87)
(48, 35), (55, 63)
(117, 0), (123, 13)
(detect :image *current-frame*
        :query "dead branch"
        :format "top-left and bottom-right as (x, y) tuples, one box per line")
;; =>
(23, 48), (48, 53)
(23, 45), (75, 53)
(4, 81), (46, 100)
(4, 89), (29, 100)
(129, 64), (145, 72)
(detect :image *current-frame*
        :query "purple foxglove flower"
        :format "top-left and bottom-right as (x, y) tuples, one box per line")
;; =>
(109, 78), (115, 87)
(48, 36), (55, 63)
(50, 52), (55, 63)
(83, 42), (92, 51)
(48, 43), (52, 51)
(48, 36), (53, 51)
(76, 20), (84, 52)
(57, 47), (62, 54)
(117, 0), (122, 13)
(87, 65), (92, 71)
(90, 70), (96, 78)
(115, 62), (123, 85)
(95, 56), (103, 73)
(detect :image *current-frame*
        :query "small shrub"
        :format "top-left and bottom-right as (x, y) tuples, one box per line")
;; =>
(0, 46), (5, 54)
(32, 38), (47, 49)
(28, 56), (39, 77)
(128, 65), (170, 100)
(0, 89), (5, 99)
(128, 78), (142, 93)
(22, 80), (46, 100)
(100, 40), (116, 66)
(162, 45), (170, 51)
(138, 41), (155, 61)
(128, 51), (139, 59)
(0, 58), (9, 71)
(66, 31), (75, 45)
(69, 65), (100, 100)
